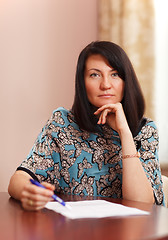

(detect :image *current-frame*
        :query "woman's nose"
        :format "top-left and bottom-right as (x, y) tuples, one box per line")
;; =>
(100, 77), (111, 90)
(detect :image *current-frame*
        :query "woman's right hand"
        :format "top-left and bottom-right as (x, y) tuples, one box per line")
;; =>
(8, 170), (55, 211)
(21, 181), (55, 211)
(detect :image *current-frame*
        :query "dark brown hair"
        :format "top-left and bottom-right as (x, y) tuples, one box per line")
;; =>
(72, 41), (145, 136)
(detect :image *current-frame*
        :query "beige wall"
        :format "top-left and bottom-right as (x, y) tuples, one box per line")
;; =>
(0, 0), (98, 191)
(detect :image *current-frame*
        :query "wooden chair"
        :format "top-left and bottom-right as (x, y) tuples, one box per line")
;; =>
(162, 175), (168, 207)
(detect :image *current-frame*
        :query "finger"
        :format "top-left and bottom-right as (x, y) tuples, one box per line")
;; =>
(21, 191), (53, 209)
(97, 112), (102, 124)
(23, 183), (54, 197)
(97, 112), (104, 124)
(97, 112), (105, 125)
(21, 193), (53, 208)
(20, 182), (55, 211)
(94, 104), (115, 115)
(22, 196), (51, 206)
(22, 192), (52, 203)
(21, 189), (53, 203)
(101, 109), (110, 124)
(98, 109), (110, 125)
(41, 182), (55, 191)
(21, 198), (48, 211)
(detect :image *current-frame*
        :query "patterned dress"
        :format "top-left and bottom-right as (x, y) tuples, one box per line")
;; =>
(17, 107), (164, 205)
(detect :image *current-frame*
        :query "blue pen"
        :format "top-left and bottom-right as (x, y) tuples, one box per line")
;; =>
(30, 179), (71, 210)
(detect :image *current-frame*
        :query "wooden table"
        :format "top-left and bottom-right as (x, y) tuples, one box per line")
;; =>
(0, 192), (168, 240)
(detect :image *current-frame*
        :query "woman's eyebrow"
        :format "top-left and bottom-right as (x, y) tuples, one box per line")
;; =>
(87, 68), (101, 72)
(87, 68), (115, 72)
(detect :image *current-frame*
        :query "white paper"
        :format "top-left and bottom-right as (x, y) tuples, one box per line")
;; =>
(45, 200), (149, 219)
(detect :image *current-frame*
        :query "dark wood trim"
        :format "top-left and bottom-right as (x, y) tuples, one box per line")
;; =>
(161, 163), (168, 177)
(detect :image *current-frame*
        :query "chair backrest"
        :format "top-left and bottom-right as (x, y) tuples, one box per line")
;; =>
(162, 175), (168, 207)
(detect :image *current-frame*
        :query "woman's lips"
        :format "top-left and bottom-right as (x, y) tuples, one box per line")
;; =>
(98, 94), (114, 98)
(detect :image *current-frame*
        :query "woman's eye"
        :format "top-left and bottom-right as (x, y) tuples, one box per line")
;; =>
(112, 72), (119, 77)
(90, 73), (99, 78)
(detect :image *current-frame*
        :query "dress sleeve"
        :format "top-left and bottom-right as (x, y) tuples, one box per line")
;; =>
(17, 111), (62, 192)
(135, 119), (165, 205)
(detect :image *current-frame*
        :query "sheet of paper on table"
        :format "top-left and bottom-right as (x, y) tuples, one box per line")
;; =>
(45, 200), (149, 219)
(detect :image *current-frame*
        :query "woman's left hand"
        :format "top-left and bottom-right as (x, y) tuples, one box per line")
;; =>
(94, 103), (129, 134)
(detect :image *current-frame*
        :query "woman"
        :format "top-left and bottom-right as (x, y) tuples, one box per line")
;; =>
(8, 41), (165, 210)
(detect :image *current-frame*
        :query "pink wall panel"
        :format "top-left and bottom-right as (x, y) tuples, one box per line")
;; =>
(0, 0), (98, 191)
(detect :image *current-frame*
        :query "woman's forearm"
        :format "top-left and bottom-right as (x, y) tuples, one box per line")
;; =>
(120, 129), (154, 203)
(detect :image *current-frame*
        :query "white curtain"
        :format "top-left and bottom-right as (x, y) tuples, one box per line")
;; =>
(154, 0), (168, 164)
(98, 0), (155, 119)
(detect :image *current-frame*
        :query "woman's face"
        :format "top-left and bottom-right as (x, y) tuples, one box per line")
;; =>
(84, 54), (125, 108)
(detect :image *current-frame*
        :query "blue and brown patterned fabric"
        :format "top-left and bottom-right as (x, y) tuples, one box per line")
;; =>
(17, 107), (165, 205)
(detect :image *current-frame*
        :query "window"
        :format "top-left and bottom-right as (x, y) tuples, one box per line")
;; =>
(154, 0), (168, 164)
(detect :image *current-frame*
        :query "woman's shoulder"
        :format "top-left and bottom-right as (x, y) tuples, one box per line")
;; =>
(134, 117), (158, 140)
(44, 107), (71, 127)
(142, 117), (157, 129)
(52, 107), (70, 115)
(50, 107), (76, 127)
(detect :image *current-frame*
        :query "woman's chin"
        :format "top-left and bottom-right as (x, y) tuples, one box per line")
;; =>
(95, 100), (116, 107)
